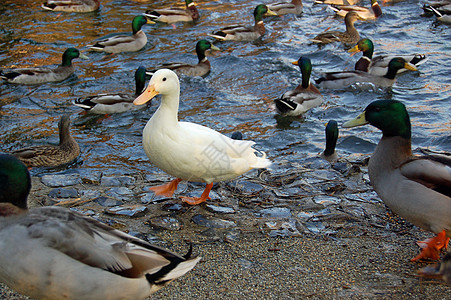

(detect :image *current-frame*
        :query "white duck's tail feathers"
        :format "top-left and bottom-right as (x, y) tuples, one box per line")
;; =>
(251, 150), (272, 169)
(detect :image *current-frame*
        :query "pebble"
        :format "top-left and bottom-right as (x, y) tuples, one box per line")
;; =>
(79, 189), (101, 199)
(258, 207), (292, 218)
(105, 205), (147, 217)
(149, 216), (182, 231)
(94, 196), (123, 207)
(313, 195), (342, 206)
(205, 204), (236, 214)
(41, 174), (81, 187)
(101, 175), (136, 187)
(48, 187), (78, 198)
(226, 180), (264, 196)
(105, 187), (134, 201)
(192, 214), (237, 229)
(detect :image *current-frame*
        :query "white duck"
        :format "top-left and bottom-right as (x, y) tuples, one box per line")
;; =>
(0, 154), (200, 300)
(133, 69), (272, 205)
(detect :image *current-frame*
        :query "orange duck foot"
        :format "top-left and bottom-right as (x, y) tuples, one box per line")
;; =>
(411, 230), (449, 262)
(181, 183), (213, 206)
(149, 178), (182, 197)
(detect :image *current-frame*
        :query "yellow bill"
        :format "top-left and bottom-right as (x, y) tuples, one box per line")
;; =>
(347, 45), (360, 56)
(342, 112), (368, 128)
(291, 61), (298, 66)
(265, 8), (278, 16)
(404, 62), (417, 71)
(134, 84), (158, 105)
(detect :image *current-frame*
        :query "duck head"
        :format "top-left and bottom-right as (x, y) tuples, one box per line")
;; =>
(134, 69), (180, 105)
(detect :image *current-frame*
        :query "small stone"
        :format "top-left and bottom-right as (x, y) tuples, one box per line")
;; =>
(80, 189), (102, 199)
(258, 207), (292, 218)
(205, 204), (236, 214)
(105, 187), (133, 201)
(41, 174), (81, 187)
(105, 205), (147, 217)
(162, 202), (185, 212)
(140, 192), (171, 204)
(149, 216), (182, 231)
(227, 180), (264, 196)
(313, 195), (341, 206)
(48, 187), (78, 199)
(94, 196), (123, 207)
(238, 258), (253, 269)
(191, 214), (236, 229)
(101, 176), (136, 187)
(81, 172), (102, 185)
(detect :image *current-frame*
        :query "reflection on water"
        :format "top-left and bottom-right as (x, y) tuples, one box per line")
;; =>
(0, 0), (450, 176)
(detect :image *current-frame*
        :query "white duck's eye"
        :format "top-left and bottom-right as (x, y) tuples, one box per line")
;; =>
(162, 77), (167, 81)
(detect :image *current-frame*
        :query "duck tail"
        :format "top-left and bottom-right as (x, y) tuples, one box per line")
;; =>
(251, 151), (272, 169)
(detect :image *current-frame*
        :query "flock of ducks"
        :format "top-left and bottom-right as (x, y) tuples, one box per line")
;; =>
(0, 0), (450, 298)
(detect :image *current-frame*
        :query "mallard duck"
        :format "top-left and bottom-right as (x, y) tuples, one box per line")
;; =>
(320, 120), (339, 163)
(41, 0), (100, 13)
(146, 40), (219, 78)
(208, 5), (277, 41)
(133, 69), (272, 205)
(144, 0), (200, 24)
(0, 154), (200, 299)
(315, 57), (417, 89)
(418, 252), (451, 285)
(329, 0), (382, 20)
(11, 115), (80, 168)
(423, 4), (451, 23)
(73, 66), (148, 114)
(274, 56), (323, 116)
(314, 0), (361, 6)
(343, 100), (451, 261)
(87, 16), (154, 53)
(266, 0), (303, 15)
(311, 12), (363, 47)
(0, 48), (88, 85)
(348, 38), (428, 76)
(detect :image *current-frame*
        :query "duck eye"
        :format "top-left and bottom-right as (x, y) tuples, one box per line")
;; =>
(162, 77), (167, 81)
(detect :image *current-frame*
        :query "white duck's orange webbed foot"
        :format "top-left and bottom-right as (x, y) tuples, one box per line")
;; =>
(411, 230), (449, 262)
(149, 178), (182, 197)
(181, 183), (213, 205)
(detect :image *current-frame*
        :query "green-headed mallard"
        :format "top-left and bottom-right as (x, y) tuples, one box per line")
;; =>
(11, 115), (80, 168)
(73, 66), (148, 114)
(315, 57), (417, 89)
(329, 0), (382, 20)
(314, 0), (360, 5)
(0, 154), (200, 299)
(343, 100), (451, 261)
(208, 5), (277, 41)
(87, 16), (154, 53)
(348, 38), (428, 76)
(146, 40), (219, 78)
(266, 0), (303, 15)
(133, 69), (271, 205)
(310, 11), (363, 47)
(144, 0), (200, 24)
(320, 120), (339, 163)
(274, 56), (323, 116)
(0, 48), (88, 85)
(41, 0), (100, 13)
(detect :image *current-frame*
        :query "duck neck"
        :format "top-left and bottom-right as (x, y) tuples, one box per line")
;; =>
(255, 20), (265, 35)
(384, 67), (398, 80)
(154, 92), (180, 127)
(370, 135), (412, 171)
(196, 48), (207, 64)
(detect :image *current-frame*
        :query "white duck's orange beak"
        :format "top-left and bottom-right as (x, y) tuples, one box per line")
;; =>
(134, 84), (158, 105)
